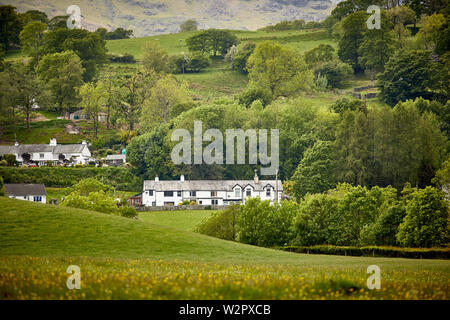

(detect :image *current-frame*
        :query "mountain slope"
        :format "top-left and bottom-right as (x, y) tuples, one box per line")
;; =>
(2, 0), (337, 36)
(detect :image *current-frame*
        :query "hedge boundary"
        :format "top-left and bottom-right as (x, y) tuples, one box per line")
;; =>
(0, 167), (142, 191)
(277, 245), (450, 259)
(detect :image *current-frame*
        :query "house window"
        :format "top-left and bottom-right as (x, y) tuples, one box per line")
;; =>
(33, 196), (42, 202)
(177, 191), (182, 197)
(266, 188), (271, 197)
(39, 154), (44, 158)
(152, 202), (156, 206)
(211, 191), (217, 197)
(190, 191), (196, 197)
(246, 188), (252, 197)
(199, 200), (202, 205)
(148, 190), (153, 196)
(164, 191), (173, 197)
(234, 187), (241, 197)
(212, 199), (218, 205)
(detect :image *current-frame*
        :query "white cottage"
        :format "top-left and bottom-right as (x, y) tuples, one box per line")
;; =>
(142, 171), (283, 207)
(0, 138), (93, 166)
(4, 184), (47, 203)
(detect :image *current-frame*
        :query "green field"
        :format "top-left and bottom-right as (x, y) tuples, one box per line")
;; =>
(139, 210), (215, 231)
(0, 197), (449, 300)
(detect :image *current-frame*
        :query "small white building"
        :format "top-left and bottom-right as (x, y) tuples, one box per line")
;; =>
(4, 183), (47, 203)
(142, 171), (283, 207)
(0, 138), (93, 166)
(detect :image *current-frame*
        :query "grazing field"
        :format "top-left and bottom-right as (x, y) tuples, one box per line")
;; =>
(0, 197), (449, 300)
(139, 210), (215, 231)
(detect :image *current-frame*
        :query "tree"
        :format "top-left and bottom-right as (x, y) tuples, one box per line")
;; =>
(0, 64), (48, 131)
(417, 13), (446, 52)
(230, 42), (255, 74)
(79, 82), (107, 138)
(196, 204), (240, 240)
(186, 29), (239, 57)
(316, 60), (353, 88)
(180, 19), (198, 32)
(291, 141), (337, 200)
(115, 70), (156, 131)
(358, 14), (397, 73)
(19, 21), (47, 65)
(41, 28), (107, 81)
(304, 44), (336, 67)
(246, 41), (314, 97)
(142, 41), (170, 73)
(330, 97), (366, 115)
(337, 11), (366, 72)
(378, 50), (434, 106)
(21, 10), (49, 25)
(36, 50), (84, 115)
(0, 5), (23, 51)
(140, 76), (192, 131)
(397, 186), (448, 247)
(386, 5), (416, 46)
(187, 53), (211, 72)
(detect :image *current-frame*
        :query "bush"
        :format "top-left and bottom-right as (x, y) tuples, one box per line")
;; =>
(316, 60), (353, 88)
(119, 205), (138, 218)
(0, 176), (4, 196)
(397, 186), (449, 247)
(238, 87), (273, 108)
(330, 98), (366, 115)
(196, 204), (240, 241)
(238, 198), (298, 247)
(3, 154), (18, 166)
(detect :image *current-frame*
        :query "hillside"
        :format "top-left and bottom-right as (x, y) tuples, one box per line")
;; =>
(1, 0), (337, 37)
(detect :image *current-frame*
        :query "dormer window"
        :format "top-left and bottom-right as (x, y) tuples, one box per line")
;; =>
(234, 187), (241, 197)
(266, 188), (271, 196)
(246, 188), (251, 197)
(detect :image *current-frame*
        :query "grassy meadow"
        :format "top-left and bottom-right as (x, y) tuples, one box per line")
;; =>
(0, 197), (449, 300)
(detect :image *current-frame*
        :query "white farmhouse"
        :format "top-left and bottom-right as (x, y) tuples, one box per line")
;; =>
(0, 138), (93, 166)
(4, 183), (47, 203)
(142, 171), (283, 207)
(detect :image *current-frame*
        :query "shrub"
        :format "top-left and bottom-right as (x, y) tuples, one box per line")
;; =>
(68, 178), (113, 197)
(3, 154), (18, 166)
(397, 186), (449, 247)
(0, 176), (4, 196)
(119, 205), (138, 218)
(238, 87), (273, 108)
(238, 198), (298, 247)
(196, 204), (240, 241)
(315, 60), (353, 88)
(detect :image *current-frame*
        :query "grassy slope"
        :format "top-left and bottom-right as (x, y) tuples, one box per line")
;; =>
(0, 197), (449, 299)
(139, 210), (214, 231)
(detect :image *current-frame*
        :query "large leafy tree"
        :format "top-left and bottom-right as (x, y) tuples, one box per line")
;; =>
(41, 28), (107, 81)
(358, 13), (397, 73)
(0, 64), (48, 131)
(142, 41), (170, 73)
(337, 11), (367, 72)
(186, 29), (238, 57)
(140, 75), (192, 131)
(246, 41), (313, 97)
(0, 5), (23, 52)
(180, 19), (198, 32)
(79, 82), (107, 138)
(19, 21), (47, 65)
(36, 50), (84, 115)
(291, 141), (337, 200)
(378, 50), (434, 106)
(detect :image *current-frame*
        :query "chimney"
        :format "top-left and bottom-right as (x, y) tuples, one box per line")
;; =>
(155, 176), (159, 182)
(254, 169), (259, 184)
(14, 141), (19, 147)
(81, 140), (87, 145)
(49, 138), (57, 146)
(180, 175), (185, 182)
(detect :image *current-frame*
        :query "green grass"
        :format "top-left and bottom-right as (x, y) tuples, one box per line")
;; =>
(45, 188), (136, 204)
(139, 210), (215, 231)
(0, 197), (449, 299)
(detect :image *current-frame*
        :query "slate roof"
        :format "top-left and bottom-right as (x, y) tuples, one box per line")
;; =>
(106, 154), (126, 160)
(144, 180), (283, 192)
(4, 184), (47, 196)
(0, 144), (86, 155)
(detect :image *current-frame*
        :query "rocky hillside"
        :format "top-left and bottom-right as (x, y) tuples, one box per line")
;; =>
(2, 0), (337, 37)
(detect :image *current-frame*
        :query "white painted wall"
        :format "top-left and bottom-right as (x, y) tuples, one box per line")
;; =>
(8, 195), (46, 203)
